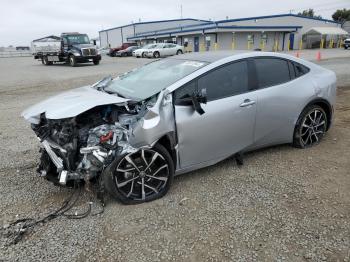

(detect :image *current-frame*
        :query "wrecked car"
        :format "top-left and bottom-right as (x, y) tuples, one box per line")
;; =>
(22, 51), (337, 204)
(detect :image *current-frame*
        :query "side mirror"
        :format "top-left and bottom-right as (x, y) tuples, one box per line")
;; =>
(191, 88), (207, 115)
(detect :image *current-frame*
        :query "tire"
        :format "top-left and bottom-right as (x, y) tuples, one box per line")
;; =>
(293, 105), (328, 149)
(176, 50), (183, 55)
(103, 144), (174, 204)
(122, 53), (127, 57)
(69, 55), (77, 67)
(42, 56), (52, 65)
(142, 52), (146, 58)
(345, 46), (348, 50)
(153, 51), (160, 58)
(93, 59), (100, 65)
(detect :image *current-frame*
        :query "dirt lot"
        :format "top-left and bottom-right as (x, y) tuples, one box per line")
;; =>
(0, 55), (349, 261)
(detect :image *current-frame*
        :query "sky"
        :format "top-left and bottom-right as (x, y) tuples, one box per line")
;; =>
(0, 0), (349, 46)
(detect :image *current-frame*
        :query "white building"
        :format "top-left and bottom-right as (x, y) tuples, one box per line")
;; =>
(99, 14), (348, 51)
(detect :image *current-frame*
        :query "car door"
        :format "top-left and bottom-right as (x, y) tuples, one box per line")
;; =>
(174, 60), (257, 168)
(162, 44), (171, 56)
(251, 57), (315, 148)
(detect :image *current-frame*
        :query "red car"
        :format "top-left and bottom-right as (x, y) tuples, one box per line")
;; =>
(109, 43), (138, 57)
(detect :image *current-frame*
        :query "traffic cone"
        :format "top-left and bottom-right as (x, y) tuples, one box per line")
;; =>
(295, 51), (300, 58)
(316, 51), (321, 61)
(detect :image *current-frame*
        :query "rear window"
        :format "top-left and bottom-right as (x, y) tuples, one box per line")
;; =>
(293, 62), (310, 77)
(255, 58), (291, 88)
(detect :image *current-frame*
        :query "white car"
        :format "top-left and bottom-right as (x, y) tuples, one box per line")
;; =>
(132, 44), (158, 58)
(146, 43), (184, 58)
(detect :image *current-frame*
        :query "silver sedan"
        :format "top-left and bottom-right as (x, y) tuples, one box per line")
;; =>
(22, 51), (336, 204)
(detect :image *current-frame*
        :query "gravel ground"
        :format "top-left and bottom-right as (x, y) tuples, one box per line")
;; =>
(0, 55), (349, 261)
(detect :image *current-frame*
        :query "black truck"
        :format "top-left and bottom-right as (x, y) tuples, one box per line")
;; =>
(31, 33), (101, 66)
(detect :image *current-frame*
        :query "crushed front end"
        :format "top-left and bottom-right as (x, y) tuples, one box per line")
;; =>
(31, 102), (148, 186)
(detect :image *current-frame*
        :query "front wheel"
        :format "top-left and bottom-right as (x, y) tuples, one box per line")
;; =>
(69, 55), (77, 67)
(42, 56), (52, 65)
(142, 52), (146, 58)
(153, 51), (160, 58)
(103, 144), (174, 204)
(176, 50), (183, 55)
(93, 59), (100, 65)
(293, 105), (328, 148)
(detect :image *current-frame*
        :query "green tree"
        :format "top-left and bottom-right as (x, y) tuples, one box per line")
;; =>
(298, 9), (323, 19)
(332, 9), (350, 23)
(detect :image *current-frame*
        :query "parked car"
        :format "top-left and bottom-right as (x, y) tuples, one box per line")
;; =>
(115, 46), (140, 57)
(22, 51), (336, 204)
(344, 38), (350, 49)
(98, 47), (110, 56)
(132, 44), (158, 58)
(109, 43), (138, 57)
(146, 43), (184, 58)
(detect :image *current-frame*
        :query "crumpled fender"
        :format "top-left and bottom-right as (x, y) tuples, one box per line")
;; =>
(129, 90), (175, 147)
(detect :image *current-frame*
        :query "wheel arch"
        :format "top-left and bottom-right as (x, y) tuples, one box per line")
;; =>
(303, 98), (333, 130)
(154, 132), (177, 166)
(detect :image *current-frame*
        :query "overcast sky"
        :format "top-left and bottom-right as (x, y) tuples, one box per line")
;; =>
(1, 0), (349, 46)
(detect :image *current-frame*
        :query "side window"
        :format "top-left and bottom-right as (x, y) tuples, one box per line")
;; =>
(197, 61), (249, 101)
(255, 58), (291, 88)
(63, 37), (68, 45)
(174, 80), (197, 104)
(294, 62), (310, 77)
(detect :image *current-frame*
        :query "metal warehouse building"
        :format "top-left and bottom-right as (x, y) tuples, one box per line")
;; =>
(99, 14), (348, 52)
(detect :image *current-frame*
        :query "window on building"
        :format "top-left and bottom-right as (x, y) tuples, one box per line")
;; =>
(255, 58), (291, 88)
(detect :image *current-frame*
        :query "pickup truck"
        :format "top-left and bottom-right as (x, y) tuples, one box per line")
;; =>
(108, 42), (138, 57)
(32, 33), (101, 66)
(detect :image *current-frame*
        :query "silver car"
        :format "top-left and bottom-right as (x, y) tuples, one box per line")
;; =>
(22, 51), (336, 204)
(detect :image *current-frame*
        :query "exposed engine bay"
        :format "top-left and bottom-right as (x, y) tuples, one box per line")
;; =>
(31, 97), (159, 185)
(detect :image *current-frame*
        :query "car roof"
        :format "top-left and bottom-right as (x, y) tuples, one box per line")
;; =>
(171, 50), (256, 63)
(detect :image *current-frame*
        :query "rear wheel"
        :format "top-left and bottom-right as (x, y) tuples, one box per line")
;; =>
(293, 105), (328, 148)
(176, 50), (183, 55)
(69, 55), (77, 67)
(142, 52), (146, 58)
(153, 51), (160, 58)
(103, 144), (174, 204)
(42, 56), (52, 65)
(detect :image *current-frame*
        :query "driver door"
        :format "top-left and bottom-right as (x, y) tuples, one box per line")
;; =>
(174, 60), (257, 168)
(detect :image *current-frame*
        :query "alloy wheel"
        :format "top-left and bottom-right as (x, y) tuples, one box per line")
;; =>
(299, 109), (327, 147)
(114, 148), (170, 201)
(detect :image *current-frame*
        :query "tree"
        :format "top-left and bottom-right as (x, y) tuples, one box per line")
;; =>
(332, 8), (350, 23)
(298, 9), (323, 19)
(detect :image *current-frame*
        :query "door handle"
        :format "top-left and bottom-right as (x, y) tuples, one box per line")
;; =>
(240, 99), (256, 107)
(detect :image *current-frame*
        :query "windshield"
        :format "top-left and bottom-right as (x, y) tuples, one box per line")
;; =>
(104, 59), (208, 100)
(67, 34), (90, 45)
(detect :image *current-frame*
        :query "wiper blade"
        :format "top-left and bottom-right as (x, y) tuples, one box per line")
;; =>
(92, 75), (113, 91)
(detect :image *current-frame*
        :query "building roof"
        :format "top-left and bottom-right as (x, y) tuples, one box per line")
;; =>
(304, 27), (348, 35)
(215, 13), (340, 25)
(99, 18), (210, 33)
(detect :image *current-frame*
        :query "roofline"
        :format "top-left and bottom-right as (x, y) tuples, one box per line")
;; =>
(216, 13), (340, 25)
(99, 18), (210, 33)
(127, 25), (302, 40)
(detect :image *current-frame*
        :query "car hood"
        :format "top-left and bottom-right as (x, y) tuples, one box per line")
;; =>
(22, 86), (129, 123)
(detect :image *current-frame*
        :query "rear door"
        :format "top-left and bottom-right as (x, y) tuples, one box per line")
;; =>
(252, 57), (314, 147)
(174, 60), (257, 168)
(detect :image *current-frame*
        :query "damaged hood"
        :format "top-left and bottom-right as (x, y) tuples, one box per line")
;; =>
(22, 86), (129, 123)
